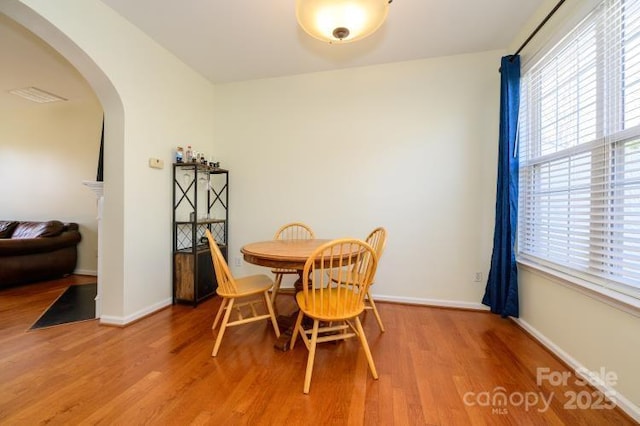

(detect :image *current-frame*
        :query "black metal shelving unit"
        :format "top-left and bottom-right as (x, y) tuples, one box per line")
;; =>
(172, 163), (228, 306)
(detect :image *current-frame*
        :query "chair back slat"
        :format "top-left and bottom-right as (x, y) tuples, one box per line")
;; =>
(350, 227), (386, 276)
(366, 227), (387, 258)
(274, 222), (315, 241)
(302, 239), (377, 319)
(206, 229), (237, 294)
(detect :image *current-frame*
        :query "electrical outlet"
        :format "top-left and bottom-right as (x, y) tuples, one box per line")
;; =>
(234, 257), (242, 267)
(474, 272), (483, 282)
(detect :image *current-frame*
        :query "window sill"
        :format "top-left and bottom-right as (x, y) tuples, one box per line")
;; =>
(517, 259), (640, 318)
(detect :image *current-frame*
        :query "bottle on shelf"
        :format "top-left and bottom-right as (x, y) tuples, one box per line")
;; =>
(185, 145), (193, 162)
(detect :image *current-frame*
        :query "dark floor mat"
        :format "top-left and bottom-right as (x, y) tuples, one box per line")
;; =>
(30, 283), (97, 330)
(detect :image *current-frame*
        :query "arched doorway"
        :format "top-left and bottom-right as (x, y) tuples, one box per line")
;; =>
(1, 2), (125, 320)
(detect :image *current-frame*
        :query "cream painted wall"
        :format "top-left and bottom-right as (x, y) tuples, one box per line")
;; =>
(4, 0), (215, 321)
(0, 101), (102, 274)
(212, 50), (502, 307)
(509, 0), (640, 417)
(519, 268), (640, 409)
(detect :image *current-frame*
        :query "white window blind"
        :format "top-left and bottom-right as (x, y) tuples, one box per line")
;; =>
(519, 0), (640, 300)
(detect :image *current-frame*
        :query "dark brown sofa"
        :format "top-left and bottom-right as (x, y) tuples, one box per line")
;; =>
(0, 220), (82, 288)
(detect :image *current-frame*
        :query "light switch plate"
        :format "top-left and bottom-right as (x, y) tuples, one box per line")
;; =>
(149, 158), (164, 169)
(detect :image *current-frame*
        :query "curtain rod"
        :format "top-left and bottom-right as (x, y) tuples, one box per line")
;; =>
(510, 0), (567, 61)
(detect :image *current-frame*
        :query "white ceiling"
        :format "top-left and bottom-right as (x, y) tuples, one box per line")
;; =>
(1, 0), (544, 109)
(100, 0), (544, 84)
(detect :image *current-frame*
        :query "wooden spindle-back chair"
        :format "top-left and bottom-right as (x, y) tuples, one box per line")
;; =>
(290, 238), (378, 394)
(270, 222), (315, 303)
(206, 230), (280, 357)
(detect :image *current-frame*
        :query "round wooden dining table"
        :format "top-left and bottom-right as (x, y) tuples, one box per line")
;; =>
(240, 239), (332, 351)
(241, 239), (332, 271)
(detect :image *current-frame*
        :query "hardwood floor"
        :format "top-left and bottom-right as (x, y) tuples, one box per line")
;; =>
(0, 276), (634, 425)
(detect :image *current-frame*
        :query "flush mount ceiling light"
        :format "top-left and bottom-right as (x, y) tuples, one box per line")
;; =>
(296, 0), (392, 44)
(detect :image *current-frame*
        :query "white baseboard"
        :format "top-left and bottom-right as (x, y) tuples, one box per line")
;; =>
(73, 269), (97, 276)
(99, 298), (172, 326)
(372, 293), (490, 311)
(512, 317), (640, 423)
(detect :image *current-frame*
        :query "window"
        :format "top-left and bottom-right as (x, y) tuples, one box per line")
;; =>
(518, 0), (640, 302)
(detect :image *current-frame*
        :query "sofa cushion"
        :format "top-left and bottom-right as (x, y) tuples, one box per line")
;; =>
(12, 220), (65, 239)
(0, 221), (19, 238)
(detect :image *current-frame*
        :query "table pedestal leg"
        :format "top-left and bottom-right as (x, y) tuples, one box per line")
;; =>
(273, 313), (297, 351)
(273, 271), (306, 351)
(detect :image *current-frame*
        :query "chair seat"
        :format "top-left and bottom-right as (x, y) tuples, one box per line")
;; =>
(217, 274), (274, 298)
(296, 288), (365, 322)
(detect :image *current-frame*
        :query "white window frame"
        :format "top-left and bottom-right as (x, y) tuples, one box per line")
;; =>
(518, 0), (640, 314)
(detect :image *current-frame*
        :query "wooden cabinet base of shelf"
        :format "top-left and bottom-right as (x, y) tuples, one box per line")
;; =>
(174, 253), (195, 301)
(174, 250), (218, 305)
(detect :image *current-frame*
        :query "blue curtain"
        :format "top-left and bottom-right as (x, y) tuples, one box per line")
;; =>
(482, 55), (520, 318)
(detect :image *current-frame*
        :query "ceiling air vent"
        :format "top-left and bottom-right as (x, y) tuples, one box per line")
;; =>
(8, 86), (67, 103)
